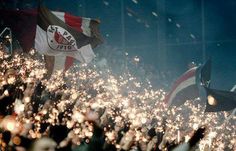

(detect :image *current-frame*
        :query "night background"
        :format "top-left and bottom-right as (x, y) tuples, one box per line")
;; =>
(1, 0), (236, 90)
(0, 1), (236, 150)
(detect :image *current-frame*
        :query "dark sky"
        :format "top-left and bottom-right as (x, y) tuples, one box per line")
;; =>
(1, 0), (236, 90)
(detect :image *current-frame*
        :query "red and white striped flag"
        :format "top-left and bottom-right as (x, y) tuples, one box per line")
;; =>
(164, 60), (211, 107)
(164, 67), (200, 107)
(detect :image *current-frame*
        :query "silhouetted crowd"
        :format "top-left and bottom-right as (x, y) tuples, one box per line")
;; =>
(0, 46), (233, 151)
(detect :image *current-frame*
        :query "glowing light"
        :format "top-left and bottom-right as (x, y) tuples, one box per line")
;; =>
(208, 95), (217, 105)
(24, 97), (31, 103)
(103, 1), (109, 6)
(141, 117), (147, 124)
(190, 33), (196, 39)
(193, 123), (199, 130)
(0, 49), (235, 151)
(7, 76), (16, 84)
(152, 11), (158, 17)
(71, 93), (78, 100)
(132, 0), (138, 4)
(134, 56), (140, 63)
(127, 12), (133, 17)
(3, 90), (9, 96)
(14, 100), (24, 114)
(6, 121), (15, 131)
(176, 23), (181, 28)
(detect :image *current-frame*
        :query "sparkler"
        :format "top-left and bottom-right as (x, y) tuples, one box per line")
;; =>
(0, 49), (235, 150)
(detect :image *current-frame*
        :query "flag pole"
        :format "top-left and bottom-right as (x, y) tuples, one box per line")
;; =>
(201, 0), (206, 62)
(0, 27), (10, 39)
(0, 27), (13, 55)
(9, 28), (12, 55)
(230, 85), (236, 92)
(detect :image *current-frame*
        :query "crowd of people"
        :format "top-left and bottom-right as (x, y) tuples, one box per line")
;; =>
(0, 44), (235, 151)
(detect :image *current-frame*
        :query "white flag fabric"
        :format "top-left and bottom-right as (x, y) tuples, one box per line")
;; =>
(35, 6), (102, 71)
(35, 26), (95, 64)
